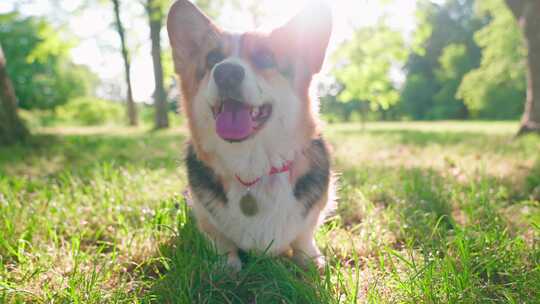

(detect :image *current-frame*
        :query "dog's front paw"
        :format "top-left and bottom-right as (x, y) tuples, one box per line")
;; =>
(313, 255), (326, 271)
(226, 252), (242, 272)
(292, 251), (326, 271)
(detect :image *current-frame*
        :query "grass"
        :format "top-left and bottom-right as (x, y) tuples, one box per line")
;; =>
(0, 121), (539, 303)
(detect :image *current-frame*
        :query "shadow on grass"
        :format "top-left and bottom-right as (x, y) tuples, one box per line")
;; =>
(335, 129), (540, 154)
(143, 204), (339, 304)
(0, 131), (186, 178)
(339, 166), (455, 248)
(338, 164), (540, 302)
(336, 128), (495, 145)
(337, 160), (538, 243)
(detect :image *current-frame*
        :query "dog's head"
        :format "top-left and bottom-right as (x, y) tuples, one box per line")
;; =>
(168, 0), (331, 173)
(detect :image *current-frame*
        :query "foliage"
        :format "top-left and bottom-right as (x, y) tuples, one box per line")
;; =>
(432, 43), (472, 118)
(140, 104), (183, 126)
(333, 22), (406, 110)
(0, 13), (97, 110)
(17, 109), (48, 130)
(55, 97), (123, 126)
(410, 6), (433, 57)
(399, 73), (438, 119)
(329, 0), (499, 121)
(320, 95), (370, 123)
(457, 0), (526, 119)
(400, 0), (482, 120)
(194, 0), (226, 19)
(19, 101), (182, 129)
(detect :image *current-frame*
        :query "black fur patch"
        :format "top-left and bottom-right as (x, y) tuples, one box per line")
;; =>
(186, 145), (227, 215)
(294, 138), (331, 215)
(186, 139), (330, 217)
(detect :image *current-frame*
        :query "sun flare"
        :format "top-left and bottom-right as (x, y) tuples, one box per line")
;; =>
(0, 0), (418, 101)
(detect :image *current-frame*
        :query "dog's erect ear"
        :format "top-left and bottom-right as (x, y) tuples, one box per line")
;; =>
(167, 0), (221, 71)
(269, 1), (332, 75)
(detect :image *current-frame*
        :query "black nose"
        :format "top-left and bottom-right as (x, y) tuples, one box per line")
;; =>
(214, 63), (245, 92)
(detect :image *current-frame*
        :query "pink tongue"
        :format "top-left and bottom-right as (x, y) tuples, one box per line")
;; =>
(216, 100), (254, 141)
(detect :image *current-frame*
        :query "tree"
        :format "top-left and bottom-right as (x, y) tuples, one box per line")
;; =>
(433, 44), (472, 119)
(0, 13), (96, 110)
(504, 0), (540, 135)
(111, 0), (138, 126)
(401, 0), (482, 120)
(0, 43), (27, 145)
(457, 0), (525, 119)
(145, 0), (169, 129)
(333, 22), (406, 112)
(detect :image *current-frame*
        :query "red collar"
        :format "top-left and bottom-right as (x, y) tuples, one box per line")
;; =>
(235, 161), (293, 187)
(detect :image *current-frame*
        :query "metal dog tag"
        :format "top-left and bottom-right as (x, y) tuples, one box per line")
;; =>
(240, 192), (258, 216)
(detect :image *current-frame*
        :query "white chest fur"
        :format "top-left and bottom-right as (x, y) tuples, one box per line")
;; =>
(204, 172), (309, 254)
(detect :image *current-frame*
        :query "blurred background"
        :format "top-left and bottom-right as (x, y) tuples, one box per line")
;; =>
(1, 0), (538, 138)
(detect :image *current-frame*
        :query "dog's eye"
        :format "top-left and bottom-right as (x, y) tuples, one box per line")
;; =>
(207, 50), (225, 69)
(251, 49), (275, 69)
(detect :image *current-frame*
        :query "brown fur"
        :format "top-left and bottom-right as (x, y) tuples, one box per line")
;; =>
(168, 0), (331, 169)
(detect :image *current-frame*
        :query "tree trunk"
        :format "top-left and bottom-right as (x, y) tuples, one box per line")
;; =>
(505, 0), (540, 136)
(146, 0), (169, 129)
(112, 0), (138, 126)
(0, 44), (27, 145)
(518, 1), (540, 135)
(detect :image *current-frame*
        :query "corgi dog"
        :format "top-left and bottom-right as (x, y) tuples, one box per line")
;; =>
(167, 0), (334, 270)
